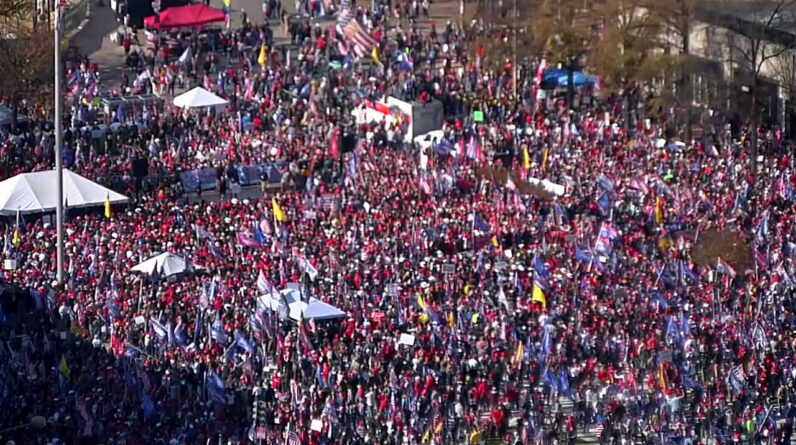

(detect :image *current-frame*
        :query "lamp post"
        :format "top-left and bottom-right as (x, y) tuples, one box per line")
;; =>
(54, 2), (65, 284)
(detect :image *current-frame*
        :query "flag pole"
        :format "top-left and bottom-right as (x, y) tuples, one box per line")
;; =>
(54, 1), (65, 284)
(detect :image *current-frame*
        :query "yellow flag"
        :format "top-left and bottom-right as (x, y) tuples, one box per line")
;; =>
(417, 294), (426, 310)
(447, 312), (455, 328)
(522, 145), (531, 170)
(58, 355), (70, 378)
(257, 43), (267, 66)
(491, 236), (499, 248)
(657, 235), (673, 252)
(513, 341), (524, 365)
(469, 429), (481, 444)
(371, 46), (382, 65)
(658, 362), (667, 392)
(434, 420), (444, 434)
(532, 283), (547, 308)
(419, 312), (430, 324)
(422, 429), (431, 443)
(655, 197), (664, 225)
(12, 209), (21, 247)
(104, 194), (112, 219)
(542, 147), (549, 170)
(272, 198), (286, 222)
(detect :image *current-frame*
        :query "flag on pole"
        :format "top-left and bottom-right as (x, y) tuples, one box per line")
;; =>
(257, 43), (267, 66)
(371, 46), (381, 64)
(272, 198), (287, 222)
(58, 355), (70, 378)
(12, 209), (21, 247)
(104, 193), (112, 219)
(522, 145), (531, 170)
(716, 257), (737, 277)
(655, 197), (664, 225)
(205, 371), (227, 404)
(532, 283), (547, 308)
(257, 270), (274, 295)
(512, 341), (524, 366)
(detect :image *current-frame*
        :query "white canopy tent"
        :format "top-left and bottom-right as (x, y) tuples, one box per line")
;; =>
(260, 287), (347, 321)
(0, 169), (128, 215)
(130, 252), (205, 277)
(173, 87), (228, 109)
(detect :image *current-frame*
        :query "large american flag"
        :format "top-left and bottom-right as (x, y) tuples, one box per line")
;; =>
(336, 4), (376, 58)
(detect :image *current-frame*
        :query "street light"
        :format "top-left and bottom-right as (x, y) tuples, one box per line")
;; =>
(54, 1), (65, 284)
(0, 416), (47, 435)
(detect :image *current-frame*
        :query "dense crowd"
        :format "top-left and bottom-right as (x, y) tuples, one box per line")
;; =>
(2, 1), (796, 445)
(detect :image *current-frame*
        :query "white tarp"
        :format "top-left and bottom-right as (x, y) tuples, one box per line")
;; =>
(527, 178), (566, 197)
(0, 169), (128, 215)
(173, 87), (228, 109)
(130, 252), (205, 277)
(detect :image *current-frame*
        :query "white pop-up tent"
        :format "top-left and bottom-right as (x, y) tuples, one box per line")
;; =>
(0, 169), (128, 215)
(262, 287), (347, 321)
(131, 252), (205, 277)
(173, 87), (228, 109)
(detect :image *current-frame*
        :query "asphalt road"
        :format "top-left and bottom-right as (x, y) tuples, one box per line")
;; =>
(70, 0), (465, 89)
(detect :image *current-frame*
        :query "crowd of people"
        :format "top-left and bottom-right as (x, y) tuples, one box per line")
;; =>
(2, 0), (796, 445)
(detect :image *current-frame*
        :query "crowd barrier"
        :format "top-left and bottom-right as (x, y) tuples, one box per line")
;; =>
(179, 163), (287, 191)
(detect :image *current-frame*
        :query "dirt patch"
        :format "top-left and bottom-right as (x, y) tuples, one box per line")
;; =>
(692, 229), (752, 272)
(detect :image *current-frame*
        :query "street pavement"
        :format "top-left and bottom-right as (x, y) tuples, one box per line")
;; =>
(70, 0), (466, 90)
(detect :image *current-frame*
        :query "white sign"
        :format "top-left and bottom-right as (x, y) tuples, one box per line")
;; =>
(398, 333), (415, 346)
(310, 419), (323, 432)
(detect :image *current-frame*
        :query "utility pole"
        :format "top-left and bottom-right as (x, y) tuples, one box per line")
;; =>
(512, 0), (517, 99)
(460, 0), (464, 30)
(54, 3), (65, 284)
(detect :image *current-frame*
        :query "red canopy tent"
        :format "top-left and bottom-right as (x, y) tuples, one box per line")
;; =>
(144, 4), (226, 29)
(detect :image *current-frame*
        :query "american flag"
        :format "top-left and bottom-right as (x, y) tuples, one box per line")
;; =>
(593, 423), (604, 438)
(76, 398), (93, 437)
(336, 9), (376, 57)
(287, 429), (301, 445)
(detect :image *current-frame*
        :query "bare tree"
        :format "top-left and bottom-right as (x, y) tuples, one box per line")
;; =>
(588, 0), (670, 92)
(648, 0), (699, 141)
(531, 0), (599, 108)
(710, 0), (796, 186)
(0, 26), (54, 130)
(772, 49), (796, 98)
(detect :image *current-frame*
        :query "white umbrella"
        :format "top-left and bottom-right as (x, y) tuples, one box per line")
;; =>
(130, 252), (204, 277)
(173, 87), (228, 109)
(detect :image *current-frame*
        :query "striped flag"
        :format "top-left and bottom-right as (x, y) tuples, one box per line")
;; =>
(287, 428), (301, 445)
(338, 14), (376, 57)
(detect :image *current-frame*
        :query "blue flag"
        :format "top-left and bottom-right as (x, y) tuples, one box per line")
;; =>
(141, 392), (157, 418)
(473, 214), (490, 233)
(205, 371), (227, 404)
(208, 240), (225, 259)
(235, 330), (255, 354)
(597, 192), (611, 215)
(211, 318), (228, 344)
